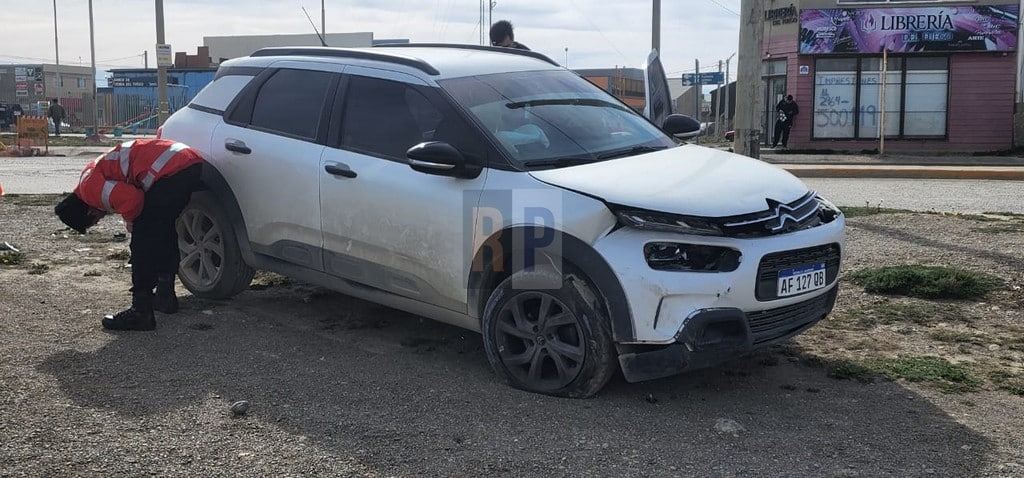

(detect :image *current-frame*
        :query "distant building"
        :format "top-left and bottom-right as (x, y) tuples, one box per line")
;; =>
(574, 67), (646, 111)
(0, 64), (95, 128)
(766, 0), (1019, 152)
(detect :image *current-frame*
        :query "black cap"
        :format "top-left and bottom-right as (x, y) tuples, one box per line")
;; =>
(54, 194), (92, 234)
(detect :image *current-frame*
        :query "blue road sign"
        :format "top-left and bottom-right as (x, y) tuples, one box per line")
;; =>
(681, 71), (725, 86)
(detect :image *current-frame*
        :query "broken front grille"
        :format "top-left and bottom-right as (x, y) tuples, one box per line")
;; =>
(748, 286), (838, 346)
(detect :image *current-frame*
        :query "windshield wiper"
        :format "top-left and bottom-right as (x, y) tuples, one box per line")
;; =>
(505, 98), (629, 112)
(521, 157), (597, 170)
(596, 145), (669, 160)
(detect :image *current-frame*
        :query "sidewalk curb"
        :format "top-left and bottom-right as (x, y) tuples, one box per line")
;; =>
(778, 165), (1024, 181)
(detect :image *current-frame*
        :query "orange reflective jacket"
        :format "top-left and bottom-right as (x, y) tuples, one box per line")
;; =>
(74, 139), (203, 222)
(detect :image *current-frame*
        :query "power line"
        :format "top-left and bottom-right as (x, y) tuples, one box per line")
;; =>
(706, 0), (740, 16)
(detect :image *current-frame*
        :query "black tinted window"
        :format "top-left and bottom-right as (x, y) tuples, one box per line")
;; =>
(251, 69), (332, 139)
(340, 76), (441, 159)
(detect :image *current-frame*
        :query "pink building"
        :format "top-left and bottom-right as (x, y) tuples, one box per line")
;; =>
(762, 1), (1018, 153)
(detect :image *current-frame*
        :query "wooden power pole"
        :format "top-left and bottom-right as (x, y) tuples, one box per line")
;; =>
(734, 0), (764, 158)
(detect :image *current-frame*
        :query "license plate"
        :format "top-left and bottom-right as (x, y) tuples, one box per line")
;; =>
(777, 263), (827, 297)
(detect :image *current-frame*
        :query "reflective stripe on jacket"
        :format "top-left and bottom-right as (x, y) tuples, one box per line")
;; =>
(74, 139), (203, 222)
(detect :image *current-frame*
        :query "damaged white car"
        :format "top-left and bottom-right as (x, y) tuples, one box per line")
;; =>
(159, 44), (845, 398)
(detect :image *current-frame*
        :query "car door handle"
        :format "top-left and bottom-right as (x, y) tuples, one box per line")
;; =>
(224, 140), (251, 154)
(324, 163), (357, 178)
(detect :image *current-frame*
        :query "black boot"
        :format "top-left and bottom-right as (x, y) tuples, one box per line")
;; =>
(154, 274), (179, 314)
(101, 306), (156, 331)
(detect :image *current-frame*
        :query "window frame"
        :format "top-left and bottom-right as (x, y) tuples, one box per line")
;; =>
(811, 55), (949, 141)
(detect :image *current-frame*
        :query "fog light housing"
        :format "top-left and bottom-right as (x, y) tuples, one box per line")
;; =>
(644, 242), (741, 272)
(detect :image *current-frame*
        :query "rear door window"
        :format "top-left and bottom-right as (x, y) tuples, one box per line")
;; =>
(249, 69), (334, 140)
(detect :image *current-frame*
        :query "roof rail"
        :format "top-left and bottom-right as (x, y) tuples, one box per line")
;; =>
(373, 43), (561, 68)
(249, 47), (440, 75)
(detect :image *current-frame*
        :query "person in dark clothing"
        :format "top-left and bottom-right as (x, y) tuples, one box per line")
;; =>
(48, 98), (66, 137)
(772, 94), (799, 148)
(490, 20), (530, 50)
(55, 139), (203, 331)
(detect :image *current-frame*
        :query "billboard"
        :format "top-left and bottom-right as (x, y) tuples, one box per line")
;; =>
(800, 5), (1018, 54)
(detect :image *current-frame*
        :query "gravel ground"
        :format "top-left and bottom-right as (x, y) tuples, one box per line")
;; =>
(1, 194), (1022, 477)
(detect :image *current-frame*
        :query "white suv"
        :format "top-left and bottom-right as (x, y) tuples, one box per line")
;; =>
(159, 44), (845, 398)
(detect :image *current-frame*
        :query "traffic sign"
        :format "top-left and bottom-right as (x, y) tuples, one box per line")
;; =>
(681, 71), (725, 86)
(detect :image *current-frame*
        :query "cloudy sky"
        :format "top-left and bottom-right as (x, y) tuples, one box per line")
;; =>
(3, 0), (742, 84)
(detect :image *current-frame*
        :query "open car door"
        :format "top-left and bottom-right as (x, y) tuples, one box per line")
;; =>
(642, 49), (672, 126)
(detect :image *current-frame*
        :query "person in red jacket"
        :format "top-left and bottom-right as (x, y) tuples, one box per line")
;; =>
(55, 139), (203, 331)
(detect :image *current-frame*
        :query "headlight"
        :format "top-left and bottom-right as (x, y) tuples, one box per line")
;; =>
(644, 242), (741, 272)
(615, 209), (724, 236)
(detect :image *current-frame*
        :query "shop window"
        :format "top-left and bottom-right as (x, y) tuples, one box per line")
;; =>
(812, 56), (948, 139)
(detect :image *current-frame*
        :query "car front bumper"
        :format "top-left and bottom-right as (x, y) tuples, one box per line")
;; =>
(616, 284), (838, 383)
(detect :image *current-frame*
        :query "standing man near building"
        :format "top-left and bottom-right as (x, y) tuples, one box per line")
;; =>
(54, 139), (203, 331)
(48, 98), (66, 137)
(490, 20), (530, 50)
(771, 94), (799, 149)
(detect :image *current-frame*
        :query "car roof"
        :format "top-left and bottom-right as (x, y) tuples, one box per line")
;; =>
(230, 44), (564, 80)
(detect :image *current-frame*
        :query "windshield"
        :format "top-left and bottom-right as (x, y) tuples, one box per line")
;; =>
(438, 70), (678, 168)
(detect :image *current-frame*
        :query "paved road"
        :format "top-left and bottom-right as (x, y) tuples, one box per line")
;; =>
(2, 157), (1022, 214)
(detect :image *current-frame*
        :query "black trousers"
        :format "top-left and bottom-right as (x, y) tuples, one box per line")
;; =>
(129, 163), (202, 304)
(772, 120), (792, 147)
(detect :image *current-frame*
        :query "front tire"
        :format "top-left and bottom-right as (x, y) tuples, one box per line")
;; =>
(175, 191), (255, 299)
(481, 267), (617, 398)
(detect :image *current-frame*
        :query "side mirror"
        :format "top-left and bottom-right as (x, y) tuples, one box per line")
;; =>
(407, 141), (482, 179)
(662, 114), (702, 139)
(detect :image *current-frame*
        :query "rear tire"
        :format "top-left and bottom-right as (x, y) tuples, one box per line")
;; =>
(175, 191), (254, 299)
(481, 267), (617, 398)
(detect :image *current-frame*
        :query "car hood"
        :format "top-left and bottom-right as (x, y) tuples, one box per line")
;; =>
(528, 145), (811, 217)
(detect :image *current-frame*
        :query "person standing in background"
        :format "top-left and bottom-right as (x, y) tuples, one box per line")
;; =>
(490, 20), (530, 51)
(772, 94), (799, 149)
(48, 99), (66, 137)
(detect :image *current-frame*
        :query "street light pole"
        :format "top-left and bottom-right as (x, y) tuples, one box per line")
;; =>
(53, 0), (61, 101)
(652, 0), (661, 53)
(88, 0), (98, 136)
(156, 0), (169, 126)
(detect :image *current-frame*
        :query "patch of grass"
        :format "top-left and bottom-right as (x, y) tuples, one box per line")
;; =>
(989, 371), (1024, 396)
(84, 271), (102, 277)
(873, 356), (982, 393)
(840, 206), (912, 218)
(0, 251), (24, 265)
(28, 263), (50, 275)
(848, 265), (1004, 300)
(969, 223), (1024, 234)
(1, 193), (64, 207)
(928, 329), (987, 345)
(981, 211), (1024, 218)
(249, 271), (295, 290)
(107, 250), (131, 261)
(831, 299), (966, 329)
(827, 359), (877, 383)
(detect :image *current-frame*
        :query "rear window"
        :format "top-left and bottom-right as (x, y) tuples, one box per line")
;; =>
(190, 75), (255, 112)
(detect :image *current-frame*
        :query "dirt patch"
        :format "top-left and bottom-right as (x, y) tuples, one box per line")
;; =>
(1, 194), (1022, 476)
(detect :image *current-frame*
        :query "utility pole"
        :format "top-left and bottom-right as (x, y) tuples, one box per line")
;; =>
(53, 0), (60, 101)
(694, 59), (700, 119)
(716, 60), (723, 138)
(321, 0), (325, 40)
(652, 0), (660, 53)
(88, 0), (98, 136)
(735, 0), (764, 158)
(144, 50), (148, 69)
(156, 0), (169, 126)
(724, 52), (735, 132)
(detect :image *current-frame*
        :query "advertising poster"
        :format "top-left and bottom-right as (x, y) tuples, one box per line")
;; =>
(800, 5), (1018, 54)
